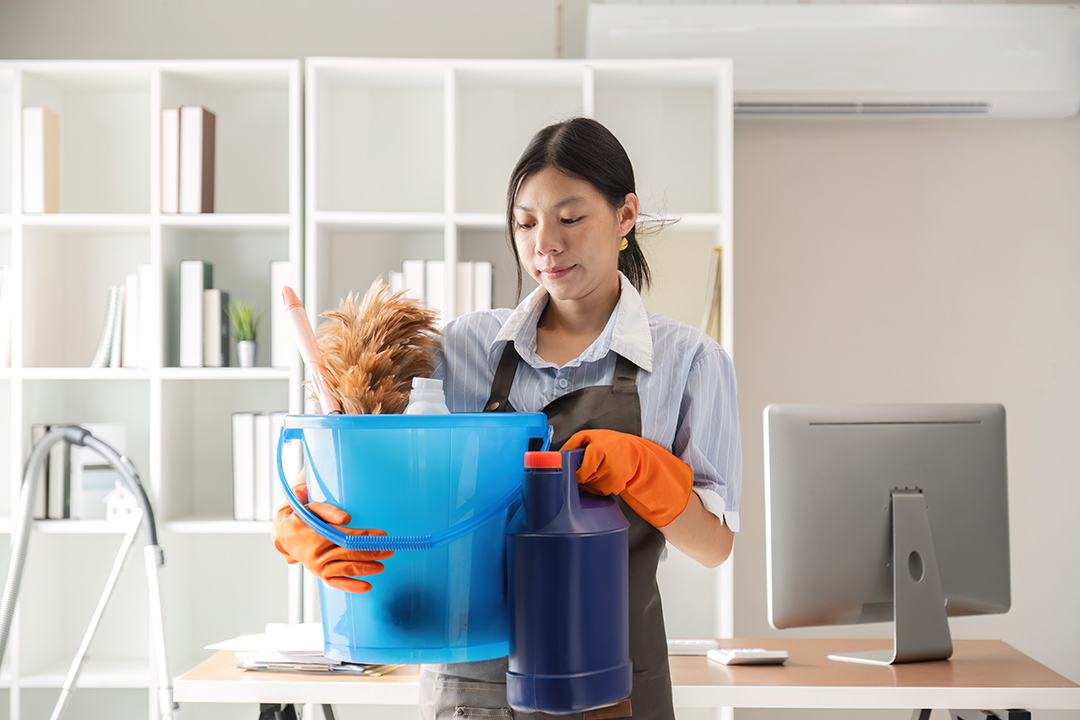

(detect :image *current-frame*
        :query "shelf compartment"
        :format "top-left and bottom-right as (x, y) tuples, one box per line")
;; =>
(21, 380), (151, 514)
(0, 68), (13, 215)
(21, 225), (149, 369)
(160, 64), (296, 215)
(454, 64), (585, 214)
(20, 65), (154, 215)
(639, 222), (724, 329)
(311, 224), (444, 319)
(159, 378), (289, 522)
(161, 226), (290, 369)
(310, 62), (445, 214)
(592, 63), (725, 216)
(16, 533), (153, 678)
(162, 534), (290, 668)
(457, 225), (536, 312)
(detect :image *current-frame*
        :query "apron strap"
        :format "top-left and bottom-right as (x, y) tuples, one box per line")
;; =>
(484, 341), (521, 412)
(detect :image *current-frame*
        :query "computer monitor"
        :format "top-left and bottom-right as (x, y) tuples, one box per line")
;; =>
(763, 403), (1010, 666)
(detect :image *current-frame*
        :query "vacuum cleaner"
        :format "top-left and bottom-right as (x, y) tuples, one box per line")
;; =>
(0, 425), (175, 720)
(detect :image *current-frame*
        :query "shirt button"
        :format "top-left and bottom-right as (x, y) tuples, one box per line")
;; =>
(557, 378), (569, 389)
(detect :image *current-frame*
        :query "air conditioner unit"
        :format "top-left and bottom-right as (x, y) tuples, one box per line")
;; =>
(586, 5), (1080, 118)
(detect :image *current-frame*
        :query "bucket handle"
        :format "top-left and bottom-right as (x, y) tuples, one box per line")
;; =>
(276, 425), (546, 552)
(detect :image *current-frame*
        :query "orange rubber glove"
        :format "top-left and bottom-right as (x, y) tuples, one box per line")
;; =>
(272, 483), (394, 593)
(562, 430), (693, 528)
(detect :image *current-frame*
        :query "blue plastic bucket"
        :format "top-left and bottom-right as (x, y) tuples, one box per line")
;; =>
(277, 412), (550, 664)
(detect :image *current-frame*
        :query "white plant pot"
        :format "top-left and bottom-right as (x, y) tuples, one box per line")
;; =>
(237, 340), (258, 368)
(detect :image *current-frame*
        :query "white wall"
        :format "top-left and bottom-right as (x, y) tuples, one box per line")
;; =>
(0, 0), (564, 60)
(733, 116), (1080, 719)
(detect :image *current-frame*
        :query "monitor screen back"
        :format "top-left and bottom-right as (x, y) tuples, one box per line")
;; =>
(764, 403), (1010, 630)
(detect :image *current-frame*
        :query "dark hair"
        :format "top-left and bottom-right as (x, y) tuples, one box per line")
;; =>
(505, 117), (651, 300)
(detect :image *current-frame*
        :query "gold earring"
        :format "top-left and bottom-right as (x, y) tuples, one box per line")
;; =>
(619, 237), (629, 251)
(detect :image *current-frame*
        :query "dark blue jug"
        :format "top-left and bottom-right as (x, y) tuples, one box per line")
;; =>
(506, 448), (632, 714)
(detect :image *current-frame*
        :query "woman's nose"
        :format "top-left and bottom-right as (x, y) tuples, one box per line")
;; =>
(534, 221), (562, 254)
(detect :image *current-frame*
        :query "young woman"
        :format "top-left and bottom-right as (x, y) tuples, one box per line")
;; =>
(273, 117), (742, 720)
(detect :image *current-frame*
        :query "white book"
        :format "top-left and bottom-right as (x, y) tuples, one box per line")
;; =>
(108, 283), (125, 369)
(160, 107), (181, 213)
(136, 263), (155, 369)
(254, 413), (271, 521)
(231, 412), (256, 521)
(179, 260), (212, 367)
(269, 411), (293, 515)
(269, 260), (292, 368)
(45, 425), (70, 520)
(425, 260), (445, 321)
(203, 288), (230, 368)
(90, 285), (121, 368)
(29, 424), (50, 520)
(0, 266), (12, 369)
(69, 423), (126, 521)
(22, 107), (59, 214)
(456, 261), (475, 317)
(401, 259), (425, 302)
(473, 261), (493, 311)
(179, 106), (216, 214)
(121, 272), (139, 368)
(388, 271), (404, 295)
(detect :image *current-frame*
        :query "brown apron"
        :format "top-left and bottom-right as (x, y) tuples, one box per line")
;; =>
(419, 342), (674, 720)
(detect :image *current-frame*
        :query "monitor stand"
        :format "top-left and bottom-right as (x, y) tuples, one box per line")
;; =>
(829, 488), (954, 666)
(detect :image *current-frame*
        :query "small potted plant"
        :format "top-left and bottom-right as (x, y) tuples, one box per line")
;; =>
(227, 300), (263, 368)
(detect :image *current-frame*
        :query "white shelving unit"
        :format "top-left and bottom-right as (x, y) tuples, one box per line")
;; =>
(305, 57), (735, 637)
(0, 60), (303, 719)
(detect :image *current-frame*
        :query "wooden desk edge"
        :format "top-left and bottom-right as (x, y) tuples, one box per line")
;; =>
(174, 639), (1080, 709)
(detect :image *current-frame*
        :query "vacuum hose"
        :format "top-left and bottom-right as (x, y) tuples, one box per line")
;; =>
(0, 426), (166, 686)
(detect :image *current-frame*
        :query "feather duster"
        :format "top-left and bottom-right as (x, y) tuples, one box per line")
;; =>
(313, 276), (442, 415)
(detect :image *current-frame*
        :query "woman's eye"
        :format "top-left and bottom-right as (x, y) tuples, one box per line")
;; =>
(516, 221), (535, 230)
(562, 217), (583, 225)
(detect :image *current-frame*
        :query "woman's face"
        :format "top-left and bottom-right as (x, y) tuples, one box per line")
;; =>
(512, 166), (637, 308)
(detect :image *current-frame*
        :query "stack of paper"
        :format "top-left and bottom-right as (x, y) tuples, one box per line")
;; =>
(206, 622), (400, 675)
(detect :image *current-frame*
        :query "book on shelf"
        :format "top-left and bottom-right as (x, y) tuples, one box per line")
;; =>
(425, 260), (446, 322)
(108, 284), (125, 370)
(473, 261), (493, 312)
(203, 288), (230, 368)
(456, 261), (476, 316)
(179, 260), (213, 367)
(233, 410), (293, 521)
(121, 272), (140, 368)
(699, 247), (722, 342)
(232, 412), (256, 521)
(90, 285), (122, 369)
(270, 411), (294, 514)
(22, 106), (59, 214)
(179, 106), (216, 213)
(137, 263), (155, 369)
(269, 260), (292, 368)
(161, 107), (181, 213)
(28, 425), (51, 520)
(0, 266), (13, 368)
(68, 423), (127, 521)
(401, 259), (425, 303)
(254, 413), (271, 521)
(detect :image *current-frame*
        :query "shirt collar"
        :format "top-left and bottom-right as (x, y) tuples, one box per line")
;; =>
(491, 273), (654, 372)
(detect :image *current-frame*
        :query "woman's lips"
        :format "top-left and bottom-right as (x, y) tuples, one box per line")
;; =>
(540, 266), (573, 280)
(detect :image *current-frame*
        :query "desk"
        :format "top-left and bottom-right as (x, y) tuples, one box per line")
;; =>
(174, 639), (1080, 713)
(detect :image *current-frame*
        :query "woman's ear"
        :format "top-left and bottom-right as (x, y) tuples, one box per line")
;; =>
(619, 193), (639, 235)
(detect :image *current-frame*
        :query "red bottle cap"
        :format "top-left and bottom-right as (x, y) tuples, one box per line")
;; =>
(524, 451), (562, 469)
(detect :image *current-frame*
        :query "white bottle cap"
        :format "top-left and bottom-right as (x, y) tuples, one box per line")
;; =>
(412, 377), (442, 390)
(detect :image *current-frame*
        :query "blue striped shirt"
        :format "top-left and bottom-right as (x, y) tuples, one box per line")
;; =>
(432, 274), (741, 532)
